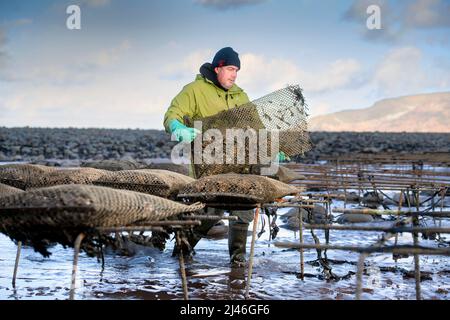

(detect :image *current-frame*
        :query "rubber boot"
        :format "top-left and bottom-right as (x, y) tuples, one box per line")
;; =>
(228, 220), (249, 267)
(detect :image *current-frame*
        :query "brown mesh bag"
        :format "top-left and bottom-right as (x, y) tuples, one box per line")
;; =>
(0, 165), (107, 190)
(189, 163), (308, 181)
(93, 169), (195, 199)
(144, 163), (190, 176)
(0, 184), (204, 257)
(25, 167), (109, 189)
(0, 183), (24, 196)
(178, 173), (301, 208)
(0, 164), (57, 189)
(187, 85), (312, 178)
(81, 159), (144, 171)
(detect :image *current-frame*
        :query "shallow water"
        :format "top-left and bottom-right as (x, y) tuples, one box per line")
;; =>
(0, 202), (448, 300)
(1, 161), (449, 300)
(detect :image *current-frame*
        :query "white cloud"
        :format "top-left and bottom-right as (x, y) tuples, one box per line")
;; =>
(372, 46), (428, 96)
(0, 39), (175, 129)
(163, 49), (213, 80)
(8, 40), (132, 84)
(90, 40), (131, 68)
(309, 102), (334, 117)
(306, 59), (362, 93)
(238, 53), (303, 96)
(0, 75), (175, 129)
(238, 53), (362, 98)
(159, 51), (364, 119)
(2, 41), (447, 129)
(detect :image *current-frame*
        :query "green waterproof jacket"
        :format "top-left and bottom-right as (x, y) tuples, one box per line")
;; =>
(163, 72), (250, 132)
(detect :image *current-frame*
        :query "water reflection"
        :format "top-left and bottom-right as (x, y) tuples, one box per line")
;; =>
(0, 195), (449, 300)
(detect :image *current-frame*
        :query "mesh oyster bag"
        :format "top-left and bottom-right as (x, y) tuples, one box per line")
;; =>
(0, 184), (204, 256)
(0, 183), (24, 197)
(144, 163), (190, 176)
(0, 164), (57, 189)
(187, 85), (312, 178)
(178, 173), (301, 208)
(81, 159), (144, 171)
(27, 167), (109, 189)
(93, 169), (195, 199)
(0, 164), (108, 189)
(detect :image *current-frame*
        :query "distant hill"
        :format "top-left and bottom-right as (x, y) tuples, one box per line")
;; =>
(309, 92), (450, 132)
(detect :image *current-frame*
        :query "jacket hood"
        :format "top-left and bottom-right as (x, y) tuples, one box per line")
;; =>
(199, 63), (224, 90)
(198, 63), (243, 94)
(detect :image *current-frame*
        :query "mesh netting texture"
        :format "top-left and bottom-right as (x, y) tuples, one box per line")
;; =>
(0, 183), (24, 196)
(0, 164), (109, 189)
(0, 164), (57, 189)
(144, 163), (190, 176)
(0, 184), (204, 256)
(93, 169), (195, 199)
(178, 173), (301, 208)
(0, 164), (194, 200)
(82, 160), (190, 176)
(81, 159), (144, 171)
(187, 85), (312, 178)
(29, 167), (109, 189)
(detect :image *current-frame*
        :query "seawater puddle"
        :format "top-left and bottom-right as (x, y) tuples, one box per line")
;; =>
(0, 205), (448, 300)
(0, 163), (449, 300)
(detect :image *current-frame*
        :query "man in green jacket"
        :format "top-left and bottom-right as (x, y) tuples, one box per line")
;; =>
(164, 47), (250, 138)
(164, 47), (254, 266)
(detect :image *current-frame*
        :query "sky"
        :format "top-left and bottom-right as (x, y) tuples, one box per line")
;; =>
(0, 0), (449, 129)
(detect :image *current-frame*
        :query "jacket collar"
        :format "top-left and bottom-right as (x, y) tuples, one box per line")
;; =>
(197, 63), (243, 94)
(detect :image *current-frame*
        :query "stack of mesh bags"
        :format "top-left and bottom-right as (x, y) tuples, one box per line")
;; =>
(93, 169), (195, 199)
(0, 184), (204, 257)
(186, 85), (312, 178)
(0, 164), (202, 256)
(0, 164), (107, 189)
(0, 164), (195, 200)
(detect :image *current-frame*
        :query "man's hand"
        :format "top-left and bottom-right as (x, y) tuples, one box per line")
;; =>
(277, 151), (290, 162)
(169, 119), (200, 143)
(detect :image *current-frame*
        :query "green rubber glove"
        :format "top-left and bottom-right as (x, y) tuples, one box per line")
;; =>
(169, 119), (200, 143)
(277, 151), (290, 162)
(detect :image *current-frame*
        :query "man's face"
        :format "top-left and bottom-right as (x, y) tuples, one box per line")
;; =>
(215, 65), (239, 90)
